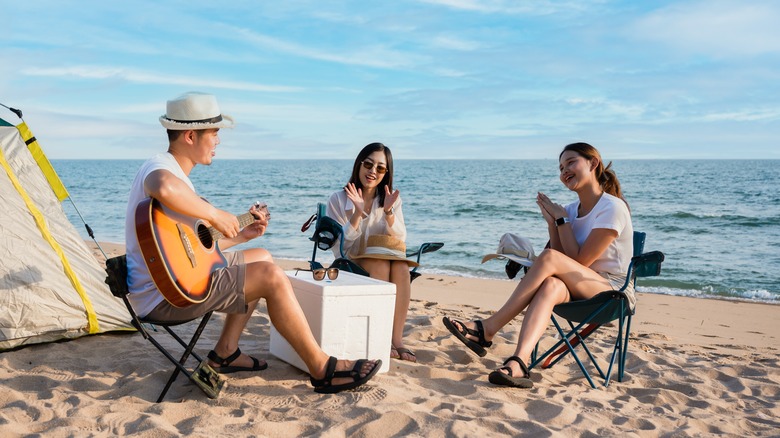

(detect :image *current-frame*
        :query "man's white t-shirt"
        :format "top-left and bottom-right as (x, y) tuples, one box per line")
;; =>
(124, 152), (196, 317)
(564, 193), (633, 276)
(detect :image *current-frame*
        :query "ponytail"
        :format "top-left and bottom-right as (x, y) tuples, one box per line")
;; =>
(599, 161), (623, 200)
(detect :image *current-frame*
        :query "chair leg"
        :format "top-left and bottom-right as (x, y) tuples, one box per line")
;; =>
(568, 321), (608, 381)
(603, 305), (634, 387)
(551, 317), (597, 389)
(529, 322), (600, 371)
(619, 314), (633, 382)
(603, 313), (623, 387)
(160, 322), (206, 363)
(530, 292), (637, 388)
(153, 312), (213, 402)
(546, 323), (601, 369)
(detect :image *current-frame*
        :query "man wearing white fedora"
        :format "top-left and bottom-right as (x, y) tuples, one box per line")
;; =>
(124, 91), (381, 393)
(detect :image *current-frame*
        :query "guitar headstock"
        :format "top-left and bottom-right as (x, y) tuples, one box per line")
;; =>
(250, 201), (270, 220)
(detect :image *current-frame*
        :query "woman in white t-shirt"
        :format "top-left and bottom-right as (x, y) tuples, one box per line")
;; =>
(443, 142), (633, 388)
(327, 142), (418, 363)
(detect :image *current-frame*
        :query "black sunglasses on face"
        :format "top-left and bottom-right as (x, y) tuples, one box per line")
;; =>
(361, 160), (387, 174)
(295, 267), (339, 281)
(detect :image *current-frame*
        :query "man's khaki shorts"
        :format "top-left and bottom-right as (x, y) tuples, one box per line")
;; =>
(145, 251), (247, 322)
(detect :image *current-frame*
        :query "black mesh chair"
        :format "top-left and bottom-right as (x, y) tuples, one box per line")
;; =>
(302, 203), (443, 282)
(104, 255), (224, 402)
(529, 231), (665, 388)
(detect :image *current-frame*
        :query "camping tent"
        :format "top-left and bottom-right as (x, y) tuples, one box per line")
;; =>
(0, 113), (132, 351)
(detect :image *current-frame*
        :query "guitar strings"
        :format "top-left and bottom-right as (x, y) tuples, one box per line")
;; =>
(191, 212), (256, 243)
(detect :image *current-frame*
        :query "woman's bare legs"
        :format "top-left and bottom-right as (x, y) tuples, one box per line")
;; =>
(499, 276), (569, 377)
(358, 258), (416, 362)
(389, 261), (413, 360)
(448, 249), (612, 375)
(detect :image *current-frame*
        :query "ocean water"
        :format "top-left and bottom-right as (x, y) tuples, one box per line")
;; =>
(53, 159), (780, 304)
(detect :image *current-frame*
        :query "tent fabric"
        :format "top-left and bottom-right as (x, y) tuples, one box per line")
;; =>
(17, 122), (70, 202)
(0, 117), (132, 351)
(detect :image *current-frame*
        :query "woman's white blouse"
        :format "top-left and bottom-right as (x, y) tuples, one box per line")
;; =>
(326, 190), (407, 259)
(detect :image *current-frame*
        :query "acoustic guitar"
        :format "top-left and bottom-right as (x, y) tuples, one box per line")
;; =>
(135, 198), (266, 307)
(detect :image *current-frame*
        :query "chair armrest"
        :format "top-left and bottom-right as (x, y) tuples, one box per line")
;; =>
(631, 251), (665, 278)
(406, 242), (444, 267)
(406, 242), (444, 258)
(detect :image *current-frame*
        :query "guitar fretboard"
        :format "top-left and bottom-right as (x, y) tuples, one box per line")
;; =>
(204, 212), (257, 241)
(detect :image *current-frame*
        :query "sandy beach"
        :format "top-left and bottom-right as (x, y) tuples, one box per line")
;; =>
(1, 241), (778, 437)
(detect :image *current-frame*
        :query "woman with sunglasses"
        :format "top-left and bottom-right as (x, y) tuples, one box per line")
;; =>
(443, 142), (633, 388)
(326, 142), (417, 363)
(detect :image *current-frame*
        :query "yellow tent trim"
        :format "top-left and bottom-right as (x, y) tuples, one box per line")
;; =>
(0, 130), (99, 334)
(17, 122), (69, 202)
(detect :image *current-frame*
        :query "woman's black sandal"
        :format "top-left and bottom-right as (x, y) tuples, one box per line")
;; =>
(442, 316), (493, 357)
(488, 356), (534, 388)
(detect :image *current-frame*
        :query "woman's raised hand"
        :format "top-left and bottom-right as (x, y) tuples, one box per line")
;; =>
(384, 186), (400, 211)
(536, 192), (566, 225)
(345, 183), (365, 215)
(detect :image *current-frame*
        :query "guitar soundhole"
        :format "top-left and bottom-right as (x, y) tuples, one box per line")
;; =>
(198, 223), (214, 249)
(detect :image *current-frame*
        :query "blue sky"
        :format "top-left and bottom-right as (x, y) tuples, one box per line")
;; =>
(2, 0), (778, 160)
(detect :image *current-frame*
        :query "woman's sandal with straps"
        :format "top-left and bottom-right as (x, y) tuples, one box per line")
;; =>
(391, 346), (417, 363)
(488, 356), (534, 388)
(442, 316), (493, 357)
(207, 348), (267, 374)
(310, 356), (382, 394)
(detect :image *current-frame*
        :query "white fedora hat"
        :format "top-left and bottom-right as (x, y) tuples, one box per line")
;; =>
(481, 233), (536, 267)
(159, 92), (235, 130)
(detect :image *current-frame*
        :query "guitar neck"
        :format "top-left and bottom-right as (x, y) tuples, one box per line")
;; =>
(209, 212), (256, 241)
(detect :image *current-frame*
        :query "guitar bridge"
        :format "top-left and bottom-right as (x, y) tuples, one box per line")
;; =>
(176, 223), (198, 268)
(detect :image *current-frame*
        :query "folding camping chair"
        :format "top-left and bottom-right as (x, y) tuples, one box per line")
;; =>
(104, 255), (224, 402)
(529, 231), (665, 388)
(302, 203), (443, 282)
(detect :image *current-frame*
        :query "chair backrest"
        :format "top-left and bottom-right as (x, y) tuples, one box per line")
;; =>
(105, 254), (129, 298)
(104, 254), (149, 333)
(618, 231), (663, 296)
(306, 203), (369, 276)
(633, 231), (646, 257)
(309, 203), (345, 257)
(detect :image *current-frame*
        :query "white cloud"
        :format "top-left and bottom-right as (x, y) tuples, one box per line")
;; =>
(417, 0), (495, 12)
(631, 0), (780, 57)
(700, 109), (780, 122)
(228, 26), (425, 70)
(430, 35), (482, 51)
(22, 66), (303, 93)
(416, 0), (597, 15)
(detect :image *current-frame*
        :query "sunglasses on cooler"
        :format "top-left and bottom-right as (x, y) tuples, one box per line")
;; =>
(295, 267), (339, 281)
(361, 160), (387, 174)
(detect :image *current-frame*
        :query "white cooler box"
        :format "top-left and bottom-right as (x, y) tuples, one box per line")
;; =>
(270, 271), (396, 374)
